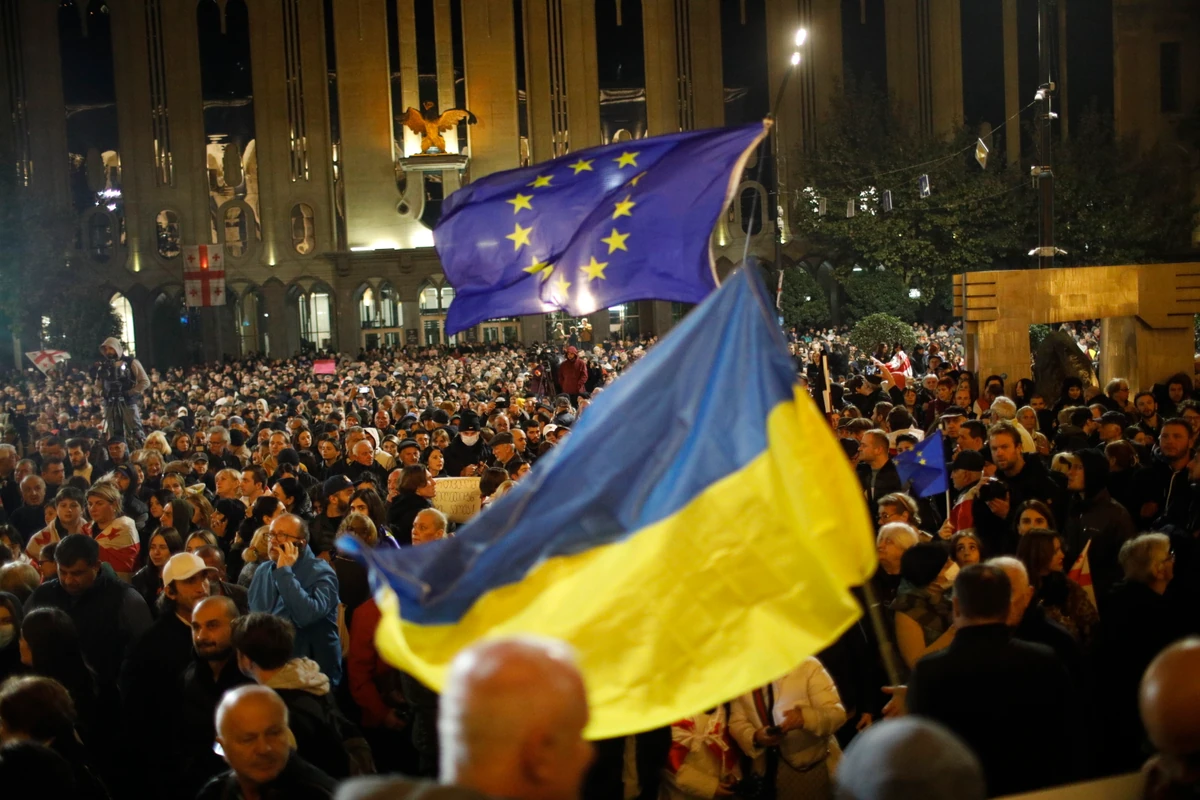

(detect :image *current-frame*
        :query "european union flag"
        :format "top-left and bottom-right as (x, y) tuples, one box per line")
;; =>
(434, 122), (769, 334)
(340, 267), (876, 738)
(895, 430), (950, 498)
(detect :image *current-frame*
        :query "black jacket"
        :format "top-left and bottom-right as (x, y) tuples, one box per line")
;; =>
(181, 656), (252, 796)
(274, 687), (355, 780)
(857, 459), (903, 525)
(1136, 457), (1192, 529)
(1064, 488), (1135, 603)
(386, 493), (431, 547)
(197, 752), (336, 800)
(26, 570), (152, 687)
(909, 623), (1073, 797)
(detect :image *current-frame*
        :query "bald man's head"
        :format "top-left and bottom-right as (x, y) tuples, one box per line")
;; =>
(988, 557), (1032, 627)
(215, 686), (291, 787)
(1141, 637), (1200, 781)
(440, 637), (594, 800)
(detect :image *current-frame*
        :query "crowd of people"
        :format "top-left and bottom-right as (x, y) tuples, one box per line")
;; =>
(0, 322), (1196, 800)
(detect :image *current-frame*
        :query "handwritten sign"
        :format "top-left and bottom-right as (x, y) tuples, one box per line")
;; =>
(432, 477), (482, 523)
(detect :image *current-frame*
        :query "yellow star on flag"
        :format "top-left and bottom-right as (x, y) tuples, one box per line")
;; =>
(555, 274), (571, 296)
(614, 151), (639, 169)
(629, 171), (647, 186)
(918, 458), (927, 465)
(506, 222), (533, 250)
(580, 256), (608, 281)
(569, 158), (594, 175)
(506, 193), (534, 213)
(523, 256), (554, 281)
(528, 175), (553, 188)
(600, 228), (630, 254)
(612, 195), (636, 219)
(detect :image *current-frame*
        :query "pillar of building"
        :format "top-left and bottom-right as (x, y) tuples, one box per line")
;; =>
(521, 315), (544, 343)
(588, 310), (609, 344)
(16, 0), (71, 210)
(330, 283), (358, 354)
(128, 288), (157, 370)
(885, 0), (962, 139)
(461, 0), (521, 180)
(1100, 317), (1194, 392)
(260, 280), (293, 359)
(333, 0), (410, 249)
(523, 0), (601, 162)
(1002, 0), (1021, 165)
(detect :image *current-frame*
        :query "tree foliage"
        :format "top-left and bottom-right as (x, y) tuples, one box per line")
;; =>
(842, 269), (918, 323)
(778, 266), (831, 329)
(849, 313), (917, 354)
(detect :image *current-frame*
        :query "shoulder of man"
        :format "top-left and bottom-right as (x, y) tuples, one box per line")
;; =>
(336, 778), (496, 800)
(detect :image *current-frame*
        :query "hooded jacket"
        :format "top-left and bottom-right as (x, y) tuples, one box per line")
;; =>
(248, 546), (342, 684)
(1064, 449), (1135, 601)
(556, 347), (589, 394)
(98, 337), (150, 397)
(266, 658), (353, 780)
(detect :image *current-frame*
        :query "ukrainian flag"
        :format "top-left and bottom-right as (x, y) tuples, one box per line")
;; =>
(343, 267), (876, 738)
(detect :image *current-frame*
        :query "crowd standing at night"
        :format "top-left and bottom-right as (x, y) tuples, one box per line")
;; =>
(0, 319), (1197, 800)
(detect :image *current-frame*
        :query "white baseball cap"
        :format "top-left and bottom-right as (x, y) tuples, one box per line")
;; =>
(162, 552), (217, 586)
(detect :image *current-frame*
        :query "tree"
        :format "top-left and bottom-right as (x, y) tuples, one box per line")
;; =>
(789, 79), (1028, 295)
(849, 313), (917, 355)
(1053, 112), (1197, 265)
(42, 283), (120, 360)
(841, 269), (918, 323)
(778, 266), (831, 329)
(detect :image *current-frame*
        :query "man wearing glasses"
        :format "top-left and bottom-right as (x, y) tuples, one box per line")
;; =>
(247, 513), (342, 684)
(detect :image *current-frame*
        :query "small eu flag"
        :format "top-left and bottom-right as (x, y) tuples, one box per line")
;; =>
(895, 430), (949, 498)
(433, 122), (769, 334)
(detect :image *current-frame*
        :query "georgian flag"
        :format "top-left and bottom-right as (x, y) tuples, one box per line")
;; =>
(25, 350), (71, 375)
(182, 245), (227, 307)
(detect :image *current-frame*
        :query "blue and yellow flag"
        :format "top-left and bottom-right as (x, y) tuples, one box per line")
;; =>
(895, 430), (950, 498)
(343, 267), (876, 738)
(433, 122), (769, 334)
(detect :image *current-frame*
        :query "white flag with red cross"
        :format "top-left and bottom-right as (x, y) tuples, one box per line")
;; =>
(25, 350), (71, 375)
(182, 245), (227, 307)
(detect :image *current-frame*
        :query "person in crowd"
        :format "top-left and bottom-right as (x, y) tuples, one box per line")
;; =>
(1015, 529), (1098, 646)
(312, 475), (354, 555)
(412, 508), (448, 546)
(129, 527), (184, 616)
(348, 487), (397, 547)
(1138, 418), (1194, 529)
(0, 592), (23, 683)
(185, 529), (220, 554)
(25, 535), (150, 693)
(120, 551), (217, 795)
(1138, 638), (1200, 799)
(232, 612), (367, 779)
(988, 421), (1063, 534)
(194, 545), (250, 613)
(659, 703), (741, 800)
(907, 563), (1072, 796)
(835, 717), (985, 800)
(273, 476), (313, 519)
(248, 514), (341, 684)
(205, 426), (243, 472)
(871, 523), (919, 607)
(0, 675), (108, 798)
(339, 637), (594, 800)
(891, 543), (955, 670)
(181, 595), (250, 793)
(17, 607), (100, 749)
(387, 465), (437, 547)
(1063, 448), (1135, 600)
(81, 481), (141, 581)
(333, 513), (376, 625)
(443, 413), (492, 478)
(25, 486), (86, 562)
(857, 430), (902, 526)
(199, 684), (337, 800)
(8, 476), (46, 542)
(728, 656), (847, 798)
(950, 530), (982, 568)
(1093, 533), (1188, 774)
(988, 556), (1084, 686)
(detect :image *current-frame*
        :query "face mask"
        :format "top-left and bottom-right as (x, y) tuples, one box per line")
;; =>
(0, 624), (14, 649)
(460, 433), (479, 446)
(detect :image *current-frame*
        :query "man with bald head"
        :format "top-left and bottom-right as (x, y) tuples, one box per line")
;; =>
(1140, 638), (1200, 797)
(989, 557), (1082, 682)
(248, 513), (342, 684)
(198, 685), (336, 799)
(338, 636), (595, 800)
(182, 596), (251, 794)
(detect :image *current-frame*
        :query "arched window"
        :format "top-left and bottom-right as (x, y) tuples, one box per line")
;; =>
(439, 286), (455, 311)
(419, 285), (440, 312)
(156, 210), (182, 259)
(110, 293), (136, 356)
(360, 287), (376, 327)
(298, 290), (332, 351)
(88, 213), (114, 262)
(224, 205), (249, 257)
(379, 285), (401, 328)
(291, 203), (315, 254)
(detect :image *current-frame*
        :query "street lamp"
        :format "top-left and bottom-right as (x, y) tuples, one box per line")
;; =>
(772, 27), (809, 295)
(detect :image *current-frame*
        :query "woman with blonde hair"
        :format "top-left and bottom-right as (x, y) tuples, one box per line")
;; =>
(236, 526), (272, 588)
(84, 481), (140, 581)
(143, 431), (172, 458)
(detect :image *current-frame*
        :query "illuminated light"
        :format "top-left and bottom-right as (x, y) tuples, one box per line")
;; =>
(852, 267), (863, 272)
(790, 52), (801, 66)
(794, 28), (807, 46)
(909, 288), (922, 299)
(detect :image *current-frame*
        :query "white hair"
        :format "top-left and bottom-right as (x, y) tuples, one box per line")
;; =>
(990, 397), (1017, 420)
(876, 522), (920, 551)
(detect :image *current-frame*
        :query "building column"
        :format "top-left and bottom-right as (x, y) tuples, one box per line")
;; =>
(402, 301), (420, 346)
(522, 0), (600, 162)
(260, 281), (292, 359)
(1002, 0), (1021, 164)
(333, 285), (361, 355)
(461, 0), (521, 180)
(17, 0), (71, 210)
(521, 315), (544, 343)
(129, 289), (157, 369)
(1100, 317), (1193, 392)
(887, 0), (962, 139)
(587, 310), (609, 344)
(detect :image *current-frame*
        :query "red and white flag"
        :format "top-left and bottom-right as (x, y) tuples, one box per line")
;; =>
(183, 245), (227, 307)
(25, 350), (71, 375)
(1067, 539), (1097, 613)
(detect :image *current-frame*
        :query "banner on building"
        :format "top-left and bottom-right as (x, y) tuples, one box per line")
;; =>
(182, 245), (227, 307)
(432, 477), (482, 523)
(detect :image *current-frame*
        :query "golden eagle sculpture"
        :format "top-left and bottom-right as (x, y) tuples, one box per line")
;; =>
(398, 101), (478, 154)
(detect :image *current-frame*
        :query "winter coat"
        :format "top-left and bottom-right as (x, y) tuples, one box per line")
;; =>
(661, 706), (741, 800)
(248, 546), (342, 684)
(265, 658), (353, 780)
(557, 352), (589, 394)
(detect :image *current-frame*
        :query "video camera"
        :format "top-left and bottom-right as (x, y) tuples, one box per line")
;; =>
(90, 357), (134, 402)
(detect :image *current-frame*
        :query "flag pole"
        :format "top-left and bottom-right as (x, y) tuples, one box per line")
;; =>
(860, 580), (903, 689)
